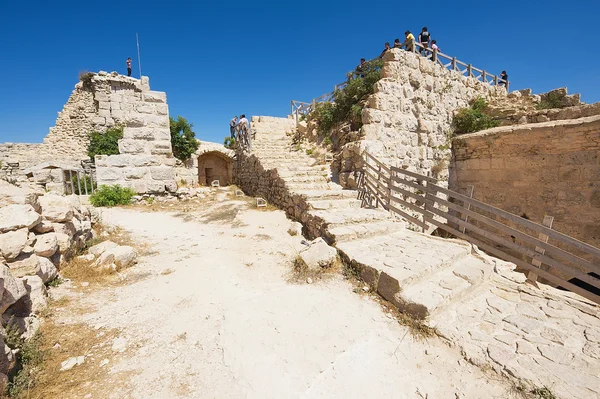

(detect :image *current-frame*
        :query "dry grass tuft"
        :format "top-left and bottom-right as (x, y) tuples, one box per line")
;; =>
(287, 228), (298, 236)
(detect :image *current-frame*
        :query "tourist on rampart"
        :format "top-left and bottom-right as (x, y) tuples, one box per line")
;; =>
(379, 42), (391, 59)
(126, 57), (132, 77)
(393, 38), (402, 48)
(418, 27), (430, 55)
(499, 71), (509, 87)
(356, 58), (366, 78)
(429, 40), (440, 59)
(403, 30), (415, 52)
(229, 116), (238, 139)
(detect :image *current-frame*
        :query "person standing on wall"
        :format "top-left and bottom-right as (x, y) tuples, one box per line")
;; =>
(379, 42), (391, 59)
(229, 116), (238, 139)
(126, 57), (132, 77)
(499, 71), (509, 87)
(403, 31), (415, 53)
(418, 27), (431, 55)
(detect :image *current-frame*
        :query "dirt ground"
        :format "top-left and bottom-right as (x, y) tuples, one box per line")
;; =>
(29, 187), (521, 399)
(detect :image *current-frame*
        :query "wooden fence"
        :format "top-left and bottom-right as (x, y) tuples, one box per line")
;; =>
(290, 42), (509, 123)
(359, 151), (600, 305)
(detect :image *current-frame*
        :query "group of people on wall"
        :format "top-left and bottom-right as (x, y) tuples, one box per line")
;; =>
(356, 26), (509, 87)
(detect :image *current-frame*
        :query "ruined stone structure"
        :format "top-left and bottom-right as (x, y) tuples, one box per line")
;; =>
(173, 142), (234, 187)
(450, 115), (600, 268)
(296, 49), (508, 187)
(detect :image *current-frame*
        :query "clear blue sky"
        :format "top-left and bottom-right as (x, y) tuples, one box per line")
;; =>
(1, 0), (598, 144)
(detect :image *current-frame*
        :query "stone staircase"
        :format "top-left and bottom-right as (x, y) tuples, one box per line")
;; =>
(238, 116), (495, 319)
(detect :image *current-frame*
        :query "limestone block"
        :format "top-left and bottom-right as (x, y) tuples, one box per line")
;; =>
(54, 232), (73, 253)
(92, 116), (106, 125)
(124, 115), (145, 127)
(39, 193), (74, 222)
(106, 117), (115, 126)
(118, 139), (148, 155)
(128, 181), (148, 194)
(143, 91), (166, 103)
(165, 180), (178, 193)
(36, 256), (58, 283)
(0, 205), (41, 234)
(94, 245), (137, 270)
(96, 167), (123, 182)
(0, 228), (28, 261)
(21, 275), (48, 314)
(110, 102), (121, 111)
(144, 114), (169, 128)
(88, 240), (118, 257)
(0, 262), (27, 313)
(153, 129), (171, 141)
(150, 166), (175, 181)
(155, 104), (169, 115)
(95, 155), (109, 167)
(33, 233), (58, 258)
(132, 155), (162, 167)
(32, 169), (52, 183)
(98, 102), (110, 110)
(137, 104), (155, 114)
(7, 253), (44, 278)
(163, 157), (177, 167)
(32, 220), (54, 234)
(106, 154), (133, 167)
(45, 183), (67, 195)
(149, 140), (173, 155)
(123, 167), (148, 180)
(146, 181), (166, 193)
(299, 237), (337, 270)
(111, 110), (124, 120)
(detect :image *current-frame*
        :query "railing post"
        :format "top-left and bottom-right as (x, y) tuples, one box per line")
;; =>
(467, 64), (472, 77)
(451, 57), (456, 71)
(422, 175), (436, 233)
(459, 185), (474, 234)
(494, 76), (498, 86)
(526, 215), (555, 287)
(69, 170), (75, 195)
(482, 70), (486, 83)
(76, 171), (82, 196)
(432, 48), (437, 63)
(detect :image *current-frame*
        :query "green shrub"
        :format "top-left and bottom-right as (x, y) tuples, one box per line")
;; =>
(223, 136), (236, 150)
(87, 126), (124, 162)
(309, 58), (383, 136)
(170, 116), (199, 161)
(70, 174), (97, 195)
(452, 98), (499, 134)
(536, 92), (565, 110)
(5, 318), (44, 397)
(89, 185), (136, 207)
(79, 71), (94, 88)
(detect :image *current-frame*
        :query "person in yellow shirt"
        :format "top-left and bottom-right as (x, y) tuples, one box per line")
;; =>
(403, 30), (415, 52)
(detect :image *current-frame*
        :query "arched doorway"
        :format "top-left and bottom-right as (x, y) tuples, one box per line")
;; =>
(197, 151), (233, 186)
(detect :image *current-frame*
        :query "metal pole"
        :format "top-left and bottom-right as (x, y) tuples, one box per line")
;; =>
(76, 171), (82, 196)
(136, 33), (142, 79)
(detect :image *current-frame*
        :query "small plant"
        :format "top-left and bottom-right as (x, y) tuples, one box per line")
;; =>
(305, 148), (314, 156)
(78, 71), (94, 88)
(223, 136), (236, 150)
(170, 116), (199, 161)
(536, 92), (565, 110)
(87, 125), (124, 162)
(287, 228), (298, 236)
(531, 387), (557, 399)
(89, 185), (136, 207)
(452, 98), (499, 134)
(179, 179), (187, 187)
(46, 277), (63, 287)
(323, 137), (332, 146)
(5, 318), (44, 397)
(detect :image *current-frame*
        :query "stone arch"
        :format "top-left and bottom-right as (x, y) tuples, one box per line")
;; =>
(197, 150), (233, 186)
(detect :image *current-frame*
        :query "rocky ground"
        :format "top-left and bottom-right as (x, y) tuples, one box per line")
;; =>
(30, 187), (524, 399)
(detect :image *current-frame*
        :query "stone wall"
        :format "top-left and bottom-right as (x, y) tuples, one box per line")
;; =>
(357, 49), (507, 181)
(449, 115), (600, 278)
(0, 72), (161, 179)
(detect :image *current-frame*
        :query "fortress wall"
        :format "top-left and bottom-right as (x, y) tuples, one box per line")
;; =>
(450, 116), (600, 272)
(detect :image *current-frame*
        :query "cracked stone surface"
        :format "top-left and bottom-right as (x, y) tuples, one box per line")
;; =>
(430, 259), (600, 399)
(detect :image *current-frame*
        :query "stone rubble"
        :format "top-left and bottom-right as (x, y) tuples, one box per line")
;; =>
(0, 179), (94, 386)
(299, 237), (338, 270)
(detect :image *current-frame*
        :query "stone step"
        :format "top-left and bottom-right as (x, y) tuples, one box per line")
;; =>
(310, 207), (392, 226)
(297, 189), (359, 200)
(328, 220), (405, 242)
(282, 175), (330, 184)
(336, 232), (473, 308)
(308, 198), (364, 210)
(397, 254), (494, 318)
(276, 170), (329, 178)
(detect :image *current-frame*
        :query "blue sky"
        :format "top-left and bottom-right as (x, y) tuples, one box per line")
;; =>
(1, 0), (598, 144)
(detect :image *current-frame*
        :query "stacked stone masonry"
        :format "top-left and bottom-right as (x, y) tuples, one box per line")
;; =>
(348, 48), (507, 180)
(93, 76), (178, 193)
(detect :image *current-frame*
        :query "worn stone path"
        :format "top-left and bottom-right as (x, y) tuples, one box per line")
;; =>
(47, 193), (518, 398)
(243, 116), (600, 398)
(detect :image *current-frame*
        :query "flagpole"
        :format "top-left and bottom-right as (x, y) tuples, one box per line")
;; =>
(136, 33), (142, 78)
